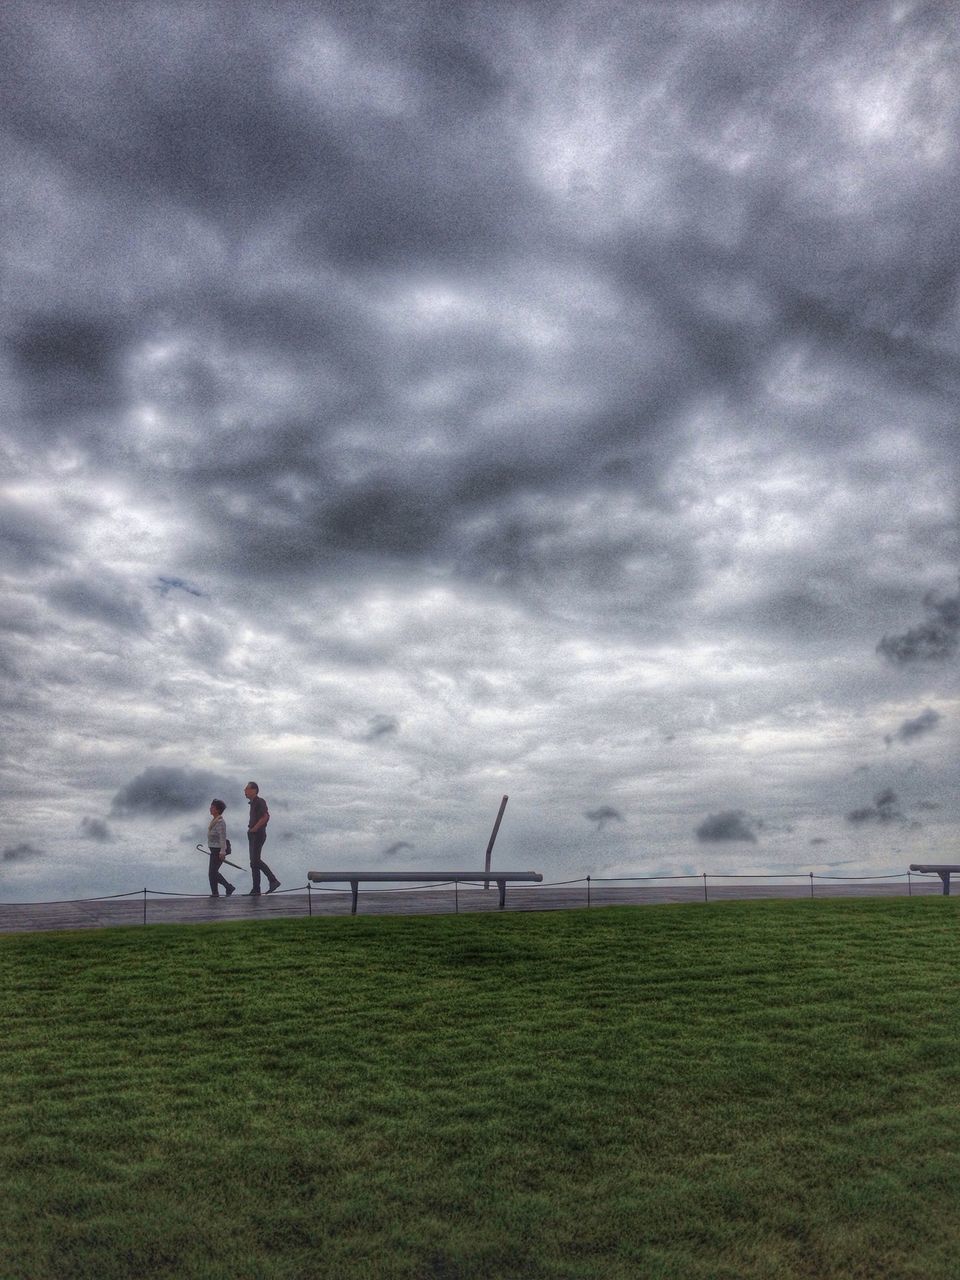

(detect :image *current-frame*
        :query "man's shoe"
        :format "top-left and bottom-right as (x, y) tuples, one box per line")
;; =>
(244, 889), (261, 896)
(266, 881), (281, 894)
(209, 893), (220, 898)
(225, 884), (236, 897)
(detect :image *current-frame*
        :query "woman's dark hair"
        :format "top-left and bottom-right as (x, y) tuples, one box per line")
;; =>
(211, 799), (226, 815)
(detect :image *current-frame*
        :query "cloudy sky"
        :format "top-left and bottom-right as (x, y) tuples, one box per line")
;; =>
(2, 0), (958, 900)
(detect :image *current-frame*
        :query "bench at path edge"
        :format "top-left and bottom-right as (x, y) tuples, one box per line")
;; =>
(307, 870), (544, 914)
(910, 864), (960, 896)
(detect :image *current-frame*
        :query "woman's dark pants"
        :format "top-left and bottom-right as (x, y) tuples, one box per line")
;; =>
(208, 849), (232, 895)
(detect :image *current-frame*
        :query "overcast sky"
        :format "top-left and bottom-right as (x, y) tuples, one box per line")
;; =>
(2, 0), (958, 900)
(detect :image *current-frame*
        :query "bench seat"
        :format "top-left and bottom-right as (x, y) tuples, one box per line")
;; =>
(307, 870), (543, 913)
(910, 864), (960, 896)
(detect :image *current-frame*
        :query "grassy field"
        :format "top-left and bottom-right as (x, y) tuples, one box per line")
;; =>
(3, 897), (960, 1279)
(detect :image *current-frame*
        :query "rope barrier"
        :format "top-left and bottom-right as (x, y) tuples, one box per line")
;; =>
(0, 870), (930, 909)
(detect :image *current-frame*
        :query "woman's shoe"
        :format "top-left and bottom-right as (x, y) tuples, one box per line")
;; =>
(225, 884), (236, 896)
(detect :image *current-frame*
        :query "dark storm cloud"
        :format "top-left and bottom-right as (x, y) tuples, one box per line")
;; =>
(47, 576), (149, 633)
(878, 589), (960, 665)
(585, 806), (624, 831)
(7, 312), (125, 423)
(696, 811), (759, 844)
(80, 817), (113, 843)
(111, 766), (231, 817)
(382, 841), (414, 857)
(2, 842), (43, 862)
(846, 788), (907, 826)
(0, 498), (74, 571)
(6, 0), (953, 597)
(885, 707), (942, 746)
(366, 715), (399, 740)
(155, 577), (204, 598)
(0, 4), (332, 217)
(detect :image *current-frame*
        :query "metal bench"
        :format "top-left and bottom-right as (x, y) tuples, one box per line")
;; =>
(910, 864), (960, 896)
(307, 870), (543, 914)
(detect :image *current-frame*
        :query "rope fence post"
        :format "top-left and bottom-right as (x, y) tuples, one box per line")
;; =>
(809, 872), (814, 899)
(703, 873), (708, 903)
(587, 875), (591, 907)
(455, 880), (459, 914)
(908, 871), (912, 897)
(307, 881), (312, 917)
(143, 887), (147, 926)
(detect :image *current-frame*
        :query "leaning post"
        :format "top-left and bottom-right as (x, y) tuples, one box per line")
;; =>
(484, 795), (509, 890)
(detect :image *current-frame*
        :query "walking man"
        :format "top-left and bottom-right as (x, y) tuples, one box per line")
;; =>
(244, 781), (281, 896)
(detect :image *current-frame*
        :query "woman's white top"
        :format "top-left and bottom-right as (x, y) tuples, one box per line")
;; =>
(208, 816), (227, 850)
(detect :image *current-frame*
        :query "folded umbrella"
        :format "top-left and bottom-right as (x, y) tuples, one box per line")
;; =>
(196, 843), (246, 872)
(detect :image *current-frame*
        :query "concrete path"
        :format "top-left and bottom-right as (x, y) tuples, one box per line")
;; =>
(0, 877), (943, 935)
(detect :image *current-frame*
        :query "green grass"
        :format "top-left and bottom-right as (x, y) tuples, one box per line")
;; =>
(3, 897), (960, 1279)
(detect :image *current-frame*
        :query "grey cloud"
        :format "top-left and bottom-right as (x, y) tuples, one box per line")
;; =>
(7, 312), (127, 425)
(585, 806), (625, 831)
(47, 576), (149, 633)
(0, 498), (74, 571)
(366, 715), (399, 740)
(156, 576), (204, 598)
(846, 788), (907, 826)
(878, 589), (960, 665)
(885, 707), (942, 746)
(111, 767), (231, 817)
(2, 842), (43, 862)
(382, 841), (415, 857)
(80, 817), (113, 843)
(696, 811), (759, 843)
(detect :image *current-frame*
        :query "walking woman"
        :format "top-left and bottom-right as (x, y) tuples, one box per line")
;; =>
(207, 799), (236, 898)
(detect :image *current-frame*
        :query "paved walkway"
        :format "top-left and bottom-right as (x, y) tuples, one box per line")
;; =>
(0, 878), (943, 935)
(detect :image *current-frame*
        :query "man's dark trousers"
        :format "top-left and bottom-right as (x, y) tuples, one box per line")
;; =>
(248, 829), (277, 892)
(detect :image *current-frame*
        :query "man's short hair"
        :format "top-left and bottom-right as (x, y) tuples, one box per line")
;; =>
(246, 781), (259, 792)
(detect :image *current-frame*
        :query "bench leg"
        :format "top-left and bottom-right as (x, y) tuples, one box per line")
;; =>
(351, 879), (359, 914)
(939, 872), (952, 896)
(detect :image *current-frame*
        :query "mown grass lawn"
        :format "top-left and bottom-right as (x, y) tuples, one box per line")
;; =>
(3, 897), (960, 1279)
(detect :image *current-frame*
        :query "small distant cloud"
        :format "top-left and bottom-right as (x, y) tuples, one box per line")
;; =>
(696, 810), (759, 843)
(3, 842), (43, 862)
(80, 817), (113, 843)
(878, 588), (960, 665)
(846, 788), (907, 826)
(155, 575), (204, 598)
(112, 766), (231, 816)
(885, 707), (941, 746)
(382, 840), (415, 857)
(585, 806), (624, 831)
(366, 714), (399, 740)
(809, 837), (828, 846)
